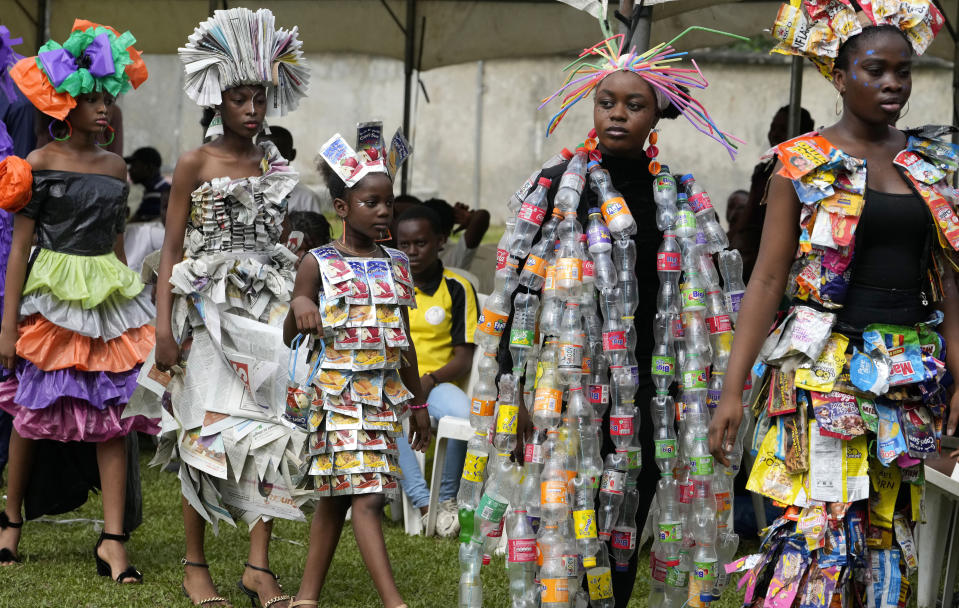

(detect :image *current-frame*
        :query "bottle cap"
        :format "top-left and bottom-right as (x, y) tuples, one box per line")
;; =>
(680, 174), (694, 183)
(583, 556), (597, 568)
(588, 127), (597, 138)
(700, 593), (714, 603)
(660, 164), (670, 173)
(588, 207), (601, 215)
(579, 234), (586, 242)
(614, 562), (628, 572)
(538, 177), (553, 188)
(677, 193), (688, 201)
(587, 160), (600, 171)
(561, 148), (573, 160)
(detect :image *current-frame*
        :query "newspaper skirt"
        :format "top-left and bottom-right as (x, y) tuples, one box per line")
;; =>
(143, 248), (310, 530)
(729, 306), (942, 606)
(0, 249), (158, 442)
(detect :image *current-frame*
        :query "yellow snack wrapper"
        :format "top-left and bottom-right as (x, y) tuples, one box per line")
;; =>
(747, 426), (805, 505)
(869, 462), (901, 529)
(796, 333), (849, 393)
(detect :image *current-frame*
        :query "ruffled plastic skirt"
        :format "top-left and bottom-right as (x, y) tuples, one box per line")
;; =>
(4, 249), (158, 442)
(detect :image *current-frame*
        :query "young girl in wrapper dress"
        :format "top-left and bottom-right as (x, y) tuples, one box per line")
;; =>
(282, 127), (431, 608)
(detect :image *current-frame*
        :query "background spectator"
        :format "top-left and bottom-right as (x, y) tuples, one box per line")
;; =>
(126, 146), (169, 222)
(258, 126), (326, 213)
(422, 198), (490, 270)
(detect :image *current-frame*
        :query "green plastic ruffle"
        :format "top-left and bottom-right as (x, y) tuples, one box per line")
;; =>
(23, 249), (144, 309)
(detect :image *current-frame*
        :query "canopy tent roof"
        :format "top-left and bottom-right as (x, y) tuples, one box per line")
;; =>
(5, 0), (954, 69)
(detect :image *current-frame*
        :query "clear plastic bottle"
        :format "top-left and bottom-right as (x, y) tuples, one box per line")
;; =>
(612, 238), (638, 319)
(506, 507), (538, 608)
(651, 314), (676, 394)
(587, 354), (611, 419)
(587, 161), (636, 239)
(674, 193), (697, 239)
(609, 482), (640, 571)
(555, 147), (589, 214)
(717, 249), (746, 325)
(601, 290), (627, 364)
(586, 544), (616, 608)
(557, 303), (584, 385)
(580, 235), (595, 288)
(459, 537), (484, 608)
(581, 295), (603, 355)
(653, 165), (679, 231)
(608, 400), (635, 452)
(511, 177), (553, 259)
(540, 543), (571, 607)
(569, 385), (603, 486)
(681, 310), (710, 364)
(470, 352), (499, 430)
(519, 209), (563, 291)
(586, 207), (612, 254)
(496, 217), (516, 271)
(476, 264), (519, 349)
(532, 363), (563, 430)
(704, 290), (732, 372)
(458, 429), (491, 511)
(475, 455), (520, 539)
(652, 393), (678, 476)
(540, 437), (572, 524)
(597, 451), (628, 539)
(656, 475), (683, 567)
(510, 292), (541, 373)
(539, 242), (564, 338)
(690, 496), (718, 604)
(571, 475), (601, 568)
(492, 373), (519, 452)
(680, 174), (728, 254)
(555, 214), (585, 299)
(507, 149), (571, 213)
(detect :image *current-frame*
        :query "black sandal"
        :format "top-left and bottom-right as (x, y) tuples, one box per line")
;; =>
(93, 531), (143, 583)
(0, 512), (22, 564)
(181, 558), (231, 606)
(237, 561), (291, 608)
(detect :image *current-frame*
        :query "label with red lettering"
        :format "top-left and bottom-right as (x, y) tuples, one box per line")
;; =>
(610, 528), (636, 550)
(688, 191), (713, 214)
(706, 314), (732, 334)
(496, 248), (508, 270)
(600, 469), (626, 495)
(588, 384), (609, 406)
(657, 251), (681, 272)
(583, 259), (595, 279)
(602, 330), (627, 351)
(507, 538), (537, 563)
(523, 254), (549, 279)
(476, 309), (508, 338)
(517, 201), (546, 225)
(610, 415), (634, 436)
(524, 441), (545, 465)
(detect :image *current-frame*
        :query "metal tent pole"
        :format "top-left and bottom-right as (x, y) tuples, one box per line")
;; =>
(787, 56), (804, 138)
(473, 61), (485, 209)
(401, 0), (416, 195)
(619, 0), (652, 50)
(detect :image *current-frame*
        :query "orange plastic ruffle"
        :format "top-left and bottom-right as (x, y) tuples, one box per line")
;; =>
(0, 156), (32, 213)
(16, 314), (155, 373)
(10, 57), (76, 121)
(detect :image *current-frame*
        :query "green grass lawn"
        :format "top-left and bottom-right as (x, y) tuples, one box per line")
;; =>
(0, 448), (752, 608)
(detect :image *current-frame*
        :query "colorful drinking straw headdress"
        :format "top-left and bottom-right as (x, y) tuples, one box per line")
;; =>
(318, 122), (412, 189)
(539, 20), (748, 159)
(9, 19), (147, 120)
(771, 0), (944, 79)
(179, 7), (309, 125)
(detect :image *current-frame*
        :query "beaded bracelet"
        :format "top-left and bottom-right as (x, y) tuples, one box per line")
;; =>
(409, 402), (429, 410)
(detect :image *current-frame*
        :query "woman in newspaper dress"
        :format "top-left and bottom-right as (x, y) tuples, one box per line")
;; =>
(151, 8), (310, 607)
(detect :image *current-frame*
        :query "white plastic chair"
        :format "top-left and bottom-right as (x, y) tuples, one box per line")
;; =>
(917, 462), (959, 608)
(424, 416), (475, 537)
(399, 416), (428, 535)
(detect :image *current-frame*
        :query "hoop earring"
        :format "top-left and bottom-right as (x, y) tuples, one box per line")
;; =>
(48, 119), (72, 142)
(646, 129), (661, 175)
(835, 93), (843, 116)
(205, 110), (223, 139)
(97, 125), (116, 148)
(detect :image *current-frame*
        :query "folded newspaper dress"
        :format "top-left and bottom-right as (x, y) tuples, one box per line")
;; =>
(303, 244), (417, 499)
(0, 170), (158, 441)
(144, 141), (309, 530)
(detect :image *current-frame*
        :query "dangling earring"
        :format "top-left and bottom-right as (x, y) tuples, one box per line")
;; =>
(96, 125), (116, 148)
(48, 118), (72, 142)
(374, 228), (393, 243)
(835, 93), (843, 116)
(261, 119), (271, 136)
(646, 129), (661, 175)
(205, 110), (223, 139)
(899, 101), (910, 119)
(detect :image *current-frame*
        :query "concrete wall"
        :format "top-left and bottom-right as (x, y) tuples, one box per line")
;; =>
(120, 52), (953, 224)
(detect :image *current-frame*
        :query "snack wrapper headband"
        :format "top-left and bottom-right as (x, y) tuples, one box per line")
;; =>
(9, 19), (148, 120)
(179, 7), (310, 115)
(318, 121), (412, 188)
(771, 0), (944, 80)
(539, 22), (748, 159)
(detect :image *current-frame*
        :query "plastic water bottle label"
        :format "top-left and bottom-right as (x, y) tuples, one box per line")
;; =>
(625, 447), (642, 471)
(654, 438), (677, 459)
(658, 522), (682, 543)
(523, 253), (548, 279)
(694, 560), (716, 582)
(581, 354), (593, 375)
(587, 223), (612, 250)
(518, 201), (547, 225)
(706, 388), (722, 410)
(601, 196), (630, 225)
(587, 568), (614, 600)
(540, 577), (569, 602)
(510, 328), (536, 348)
(554, 257), (582, 283)
(543, 264), (556, 291)
(602, 330), (627, 351)
(609, 415), (633, 436)
(652, 355), (675, 377)
(681, 285), (706, 309)
(524, 441), (545, 465)
(610, 528), (636, 550)
(496, 247), (508, 271)
(559, 170), (586, 193)
(470, 398), (495, 417)
(540, 479), (568, 505)
(562, 554), (578, 577)
(688, 191), (713, 213)
(656, 251), (681, 272)
(533, 387), (562, 415)
(706, 314), (732, 334)
(599, 469), (625, 495)
(558, 343), (583, 368)
(507, 538), (537, 563)
(682, 369), (708, 390)
(587, 383), (609, 405)
(679, 481), (694, 504)
(670, 317), (685, 339)
(582, 259), (594, 279)
(462, 452), (488, 483)
(650, 552), (669, 582)
(715, 491), (732, 518)
(724, 290), (745, 314)
(676, 210), (696, 233)
(476, 494), (508, 522)
(476, 309), (508, 339)
(665, 566), (687, 588)
(572, 509), (598, 539)
(495, 404), (519, 434)
(691, 454), (714, 476)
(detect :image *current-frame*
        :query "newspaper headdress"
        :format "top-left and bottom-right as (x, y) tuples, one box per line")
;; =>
(9, 19), (147, 120)
(539, 22), (747, 159)
(318, 122), (412, 189)
(771, 0), (944, 80)
(179, 7), (309, 116)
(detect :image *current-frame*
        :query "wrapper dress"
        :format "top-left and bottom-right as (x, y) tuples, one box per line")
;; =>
(731, 126), (959, 607)
(304, 243), (416, 499)
(153, 141), (306, 529)
(0, 169), (157, 441)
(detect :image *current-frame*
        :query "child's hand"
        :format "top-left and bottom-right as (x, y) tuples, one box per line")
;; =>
(291, 295), (322, 334)
(408, 407), (432, 452)
(0, 327), (16, 370)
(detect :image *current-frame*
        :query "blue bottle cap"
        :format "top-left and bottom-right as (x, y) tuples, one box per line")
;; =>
(700, 593), (714, 603)
(587, 160), (601, 170)
(680, 173), (694, 183)
(659, 164), (670, 173)
(588, 207), (601, 215)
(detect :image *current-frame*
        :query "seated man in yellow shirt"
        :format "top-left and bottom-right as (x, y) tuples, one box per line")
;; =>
(395, 206), (479, 537)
